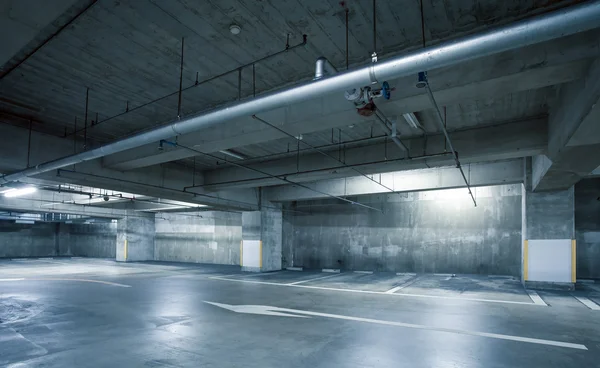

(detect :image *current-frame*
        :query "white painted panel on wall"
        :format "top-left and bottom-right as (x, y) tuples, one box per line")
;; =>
(528, 239), (572, 282)
(242, 240), (261, 268)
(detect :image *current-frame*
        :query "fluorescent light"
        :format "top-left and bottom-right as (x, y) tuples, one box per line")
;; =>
(402, 112), (422, 129)
(219, 149), (247, 160)
(15, 219), (35, 224)
(3, 187), (37, 198)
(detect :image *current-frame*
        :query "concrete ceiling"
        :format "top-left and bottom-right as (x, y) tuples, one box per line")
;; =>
(1, 0), (600, 214)
(0, 0), (576, 139)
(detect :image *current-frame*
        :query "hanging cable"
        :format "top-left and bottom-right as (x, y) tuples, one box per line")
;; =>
(372, 0), (377, 54)
(345, 7), (350, 69)
(420, 0), (426, 48)
(177, 37), (184, 119)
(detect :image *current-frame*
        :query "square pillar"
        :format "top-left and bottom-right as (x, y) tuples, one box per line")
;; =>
(116, 211), (155, 262)
(241, 202), (282, 272)
(522, 187), (576, 289)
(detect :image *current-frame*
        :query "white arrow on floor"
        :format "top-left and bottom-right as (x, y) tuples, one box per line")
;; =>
(204, 301), (587, 350)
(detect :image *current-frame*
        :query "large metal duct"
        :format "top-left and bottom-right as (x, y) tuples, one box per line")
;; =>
(2, 1), (600, 183)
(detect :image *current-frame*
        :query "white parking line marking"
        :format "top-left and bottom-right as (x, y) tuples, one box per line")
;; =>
(286, 267), (303, 271)
(527, 290), (547, 306)
(396, 272), (416, 276)
(573, 296), (600, 310)
(385, 286), (404, 294)
(322, 268), (340, 273)
(354, 271), (373, 274)
(385, 276), (420, 294)
(0, 277), (131, 288)
(210, 276), (541, 306)
(243, 271), (284, 277)
(288, 273), (343, 285)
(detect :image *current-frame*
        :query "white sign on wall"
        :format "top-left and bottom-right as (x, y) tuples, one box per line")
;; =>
(242, 240), (262, 268)
(527, 239), (573, 283)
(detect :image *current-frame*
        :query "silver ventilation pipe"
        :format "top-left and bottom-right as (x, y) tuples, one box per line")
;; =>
(2, 1), (599, 184)
(314, 57), (338, 79)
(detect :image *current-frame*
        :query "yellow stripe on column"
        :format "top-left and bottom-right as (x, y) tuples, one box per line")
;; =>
(124, 239), (128, 262)
(240, 240), (243, 266)
(571, 239), (577, 283)
(523, 240), (528, 281)
(259, 240), (263, 269)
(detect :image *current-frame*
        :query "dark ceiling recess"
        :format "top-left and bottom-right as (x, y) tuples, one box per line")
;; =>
(0, 0), (99, 81)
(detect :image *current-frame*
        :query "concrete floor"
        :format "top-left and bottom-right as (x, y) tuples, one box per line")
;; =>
(1, 259), (599, 367)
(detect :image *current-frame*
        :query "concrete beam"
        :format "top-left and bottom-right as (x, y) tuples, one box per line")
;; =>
(101, 31), (599, 171)
(0, 190), (128, 218)
(265, 160), (524, 202)
(198, 118), (546, 191)
(40, 162), (258, 211)
(533, 58), (600, 191)
(588, 165), (600, 177)
(0, 123), (258, 211)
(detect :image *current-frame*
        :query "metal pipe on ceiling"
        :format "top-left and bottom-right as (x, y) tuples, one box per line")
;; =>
(64, 35), (309, 139)
(187, 151), (452, 190)
(55, 168), (305, 214)
(165, 140), (383, 212)
(251, 114), (396, 193)
(424, 79), (476, 206)
(2, 1), (599, 184)
(225, 134), (388, 165)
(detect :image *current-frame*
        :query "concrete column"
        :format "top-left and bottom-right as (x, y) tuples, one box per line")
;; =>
(522, 187), (575, 288)
(261, 202), (283, 272)
(525, 188), (575, 240)
(241, 202), (283, 272)
(116, 211), (155, 262)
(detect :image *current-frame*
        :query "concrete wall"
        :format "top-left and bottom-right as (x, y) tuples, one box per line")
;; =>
(116, 212), (155, 262)
(525, 187), (574, 240)
(154, 211), (241, 264)
(575, 178), (600, 279)
(58, 222), (117, 258)
(283, 184), (522, 276)
(0, 221), (57, 258)
(0, 221), (117, 258)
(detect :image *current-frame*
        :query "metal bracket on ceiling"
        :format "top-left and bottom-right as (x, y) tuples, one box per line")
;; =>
(369, 52), (378, 84)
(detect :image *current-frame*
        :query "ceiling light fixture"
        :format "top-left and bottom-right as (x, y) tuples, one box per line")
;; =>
(229, 24), (241, 35)
(402, 112), (422, 129)
(3, 187), (37, 198)
(15, 219), (35, 224)
(219, 149), (247, 160)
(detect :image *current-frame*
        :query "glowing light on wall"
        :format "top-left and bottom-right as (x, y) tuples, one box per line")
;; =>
(3, 187), (37, 198)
